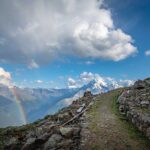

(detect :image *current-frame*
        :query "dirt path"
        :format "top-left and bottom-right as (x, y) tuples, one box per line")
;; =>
(81, 89), (150, 150)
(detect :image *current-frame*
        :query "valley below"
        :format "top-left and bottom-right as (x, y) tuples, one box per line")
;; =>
(0, 78), (132, 128)
(0, 78), (150, 150)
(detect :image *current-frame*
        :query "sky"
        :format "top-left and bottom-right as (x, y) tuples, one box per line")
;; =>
(0, 0), (150, 89)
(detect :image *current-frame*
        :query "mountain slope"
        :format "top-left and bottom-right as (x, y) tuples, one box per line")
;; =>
(0, 88), (149, 150)
(0, 86), (80, 125)
(0, 78), (134, 127)
(0, 95), (25, 127)
(82, 89), (150, 150)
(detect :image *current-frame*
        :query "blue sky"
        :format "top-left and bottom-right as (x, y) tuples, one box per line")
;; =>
(0, 0), (150, 88)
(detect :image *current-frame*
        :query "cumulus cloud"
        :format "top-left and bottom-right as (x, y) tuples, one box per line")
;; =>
(36, 80), (43, 84)
(119, 79), (134, 87)
(0, 0), (137, 67)
(67, 72), (107, 88)
(145, 50), (150, 56)
(67, 72), (134, 89)
(0, 67), (12, 87)
(28, 60), (39, 69)
(80, 72), (106, 86)
(67, 78), (78, 88)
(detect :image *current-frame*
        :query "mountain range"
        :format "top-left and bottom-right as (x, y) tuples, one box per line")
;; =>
(0, 78), (133, 127)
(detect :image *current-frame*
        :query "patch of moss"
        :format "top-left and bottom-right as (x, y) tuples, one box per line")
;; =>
(144, 77), (150, 84)
(113, 93), (150, 146)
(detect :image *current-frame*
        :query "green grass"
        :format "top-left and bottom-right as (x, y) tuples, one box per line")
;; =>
(113, 92), (150, 146)
(87, 96), (103, 133)
(85, 89), (150, 150)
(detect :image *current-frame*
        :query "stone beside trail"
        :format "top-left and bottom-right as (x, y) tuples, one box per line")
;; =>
(80, 89), (150, 150)
(0, 91), (94, 150)
(118, 79), (150, 140)
(0, 82), (150, 150)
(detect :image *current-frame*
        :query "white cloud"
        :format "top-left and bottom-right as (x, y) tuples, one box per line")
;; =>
(0, 67), (12, 87)
(67, 77), (78, 88)
(28, 60), (39, 69)
(145, 50), (150, 56)
(0, 68), (11, 79)
(0, 0), (137, 67)
(80, 72), (95, 83)
(68, 72), (107, 88)
(36, 80), (43, 84)
(67, 72), (134, 89)
(119, 79), (134, 87)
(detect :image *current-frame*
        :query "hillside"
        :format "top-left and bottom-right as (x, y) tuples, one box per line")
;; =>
(81, 89), (150, 150)
(0, 80), (150, 150)
(0, 78), (132, 127)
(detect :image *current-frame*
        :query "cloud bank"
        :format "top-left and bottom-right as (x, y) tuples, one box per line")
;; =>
(0, 67), (12, 87)
(67, 72), (134, 89)
(145, 50), (150, 56)
(36, 80), (43, 84)
(0, 0), (137, 67)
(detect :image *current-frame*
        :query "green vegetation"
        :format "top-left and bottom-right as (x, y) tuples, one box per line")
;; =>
(144, 77), (150, 84)
(85, 89), (150, 150)
(0, 124), (35, 149)
(112, 91), (150, 146)
(0, 88), (150, 150)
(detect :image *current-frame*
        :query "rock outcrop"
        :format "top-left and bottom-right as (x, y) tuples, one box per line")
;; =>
(118, 79), (150, 139)
(0, 91), (93, 150)
(1, 81), (150, 150)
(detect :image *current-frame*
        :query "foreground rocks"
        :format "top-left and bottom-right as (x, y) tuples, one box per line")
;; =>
(0, 91), (94, 150)
(118, 79), (150, 139)
(1, 82), (150, 150)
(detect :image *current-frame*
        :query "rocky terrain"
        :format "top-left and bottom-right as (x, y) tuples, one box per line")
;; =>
(118, 78), (150, 139)
(0, 79), (150, 150)
(0, 77), (133, 127)
(0, 91), (94, 150)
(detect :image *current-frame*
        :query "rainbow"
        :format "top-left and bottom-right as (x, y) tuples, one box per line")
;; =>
(10, 87), (27, 125)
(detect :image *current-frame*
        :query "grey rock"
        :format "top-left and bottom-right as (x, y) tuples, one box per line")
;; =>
(146, 127), (150, 139)
(44, 134), (62, 149)
(84, 91), (92, 97)
(57, 139), (73, 148)
(35, 127), (44, 137)
(140, 101), (149, 108)
(5, 137), (18, 146)
(59, 127), (73, 138)
(118, 79), (150, 139)
(26, 130), (35, 139)
(133, 80), (150, 89)
(37, 132), (49, 141)
(22, 137), (36, 150)
(57, 112), (71, 123)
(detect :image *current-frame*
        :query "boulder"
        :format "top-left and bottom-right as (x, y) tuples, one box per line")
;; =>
(37, 133), (49, 141)
(59, 127), (80, 138)
(118, 79), (150, 140)
(144, 78), (150, 84)
(44, 134), (62, 150)
(26, 130), (35, 139)
(133, 80), (150, 89)
(119, 105), (125, 113)
(59, 127), (73, 138)
(35, 127), (44, 137)
(57, 112), (71, 123)
(146, 127), (150, 139)
(22, 137), (36, 150)
(72, 127), (81, 136)
(57, 139), (73, 149)
(4, 137), (19, 149)
(140, 101), (149, 108)
(84, 91), (92, 97)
